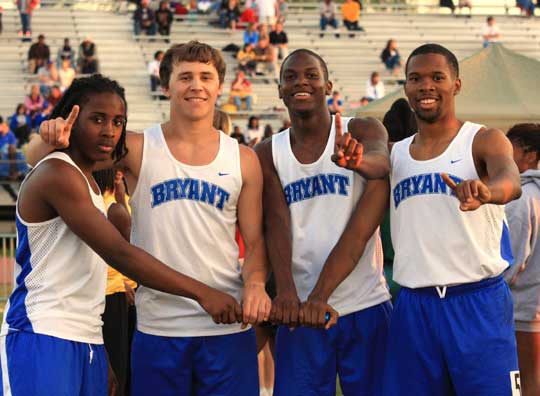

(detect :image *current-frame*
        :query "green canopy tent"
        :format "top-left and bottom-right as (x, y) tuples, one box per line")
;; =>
(357, 44), (540, 130)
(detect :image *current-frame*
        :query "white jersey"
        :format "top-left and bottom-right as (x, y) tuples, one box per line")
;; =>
(1, 152), (107, 344)
(130, 124), (245, 337)
(272, 116), (390, 316)
(390, 121), (513, 288)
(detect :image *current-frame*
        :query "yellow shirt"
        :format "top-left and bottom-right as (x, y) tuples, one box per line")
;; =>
(104, 192), (137, 295)
(341, 1), (360, 22)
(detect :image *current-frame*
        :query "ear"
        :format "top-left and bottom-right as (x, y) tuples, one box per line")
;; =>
(525, 150), (537, 165)
(453, 77), (461, 96)
(217, 83), (224, 96)
(325, 80), (333, 96)
(278, 83), (283, 99)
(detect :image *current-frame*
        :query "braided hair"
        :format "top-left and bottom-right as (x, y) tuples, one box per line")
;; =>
(50, 74), (129, 163)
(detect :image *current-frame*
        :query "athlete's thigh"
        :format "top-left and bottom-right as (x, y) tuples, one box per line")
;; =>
(337, 301), (392, 396)
(1, 332), (88, 396)
(131, 330), (194, 396)
(193, 329), (259, 396)
(274, 325), (338, 396)
(442, 281), (519, 396)
(80, 345), (107, 396)
(382, 289), (452, 396)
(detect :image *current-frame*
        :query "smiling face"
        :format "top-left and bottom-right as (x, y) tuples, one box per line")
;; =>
(404, 53), (461, 124)
(163, 61), (223, 122)
(279, 51), (332, 115)
(71, 92), (126, 164)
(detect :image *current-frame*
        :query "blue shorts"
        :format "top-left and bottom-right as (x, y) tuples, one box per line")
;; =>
(131, 329), (259, 396)
(383, 276), (520, 396)
(0, 331), (107, 396)
(274, 301), (392, 396)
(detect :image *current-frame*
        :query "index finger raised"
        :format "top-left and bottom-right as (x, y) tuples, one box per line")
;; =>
(65, 105), (80, 129)
(334, 113), (343, 143)
(441, 173), (457, 191)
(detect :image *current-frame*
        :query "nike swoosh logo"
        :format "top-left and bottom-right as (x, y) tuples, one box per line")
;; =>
(450, 159), (462, 164)
(218, 172), (229, 176)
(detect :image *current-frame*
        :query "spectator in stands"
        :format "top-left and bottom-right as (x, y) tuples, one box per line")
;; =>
(482, 16), (501, 48)
(148, 50), (164, 92)
(327, 90), (344, 114)
(17, 0), (38, 38)
(37, 60), (58, 97)
(263, 124), (274, 140)
(257, 0), (279, 27)
(253, 38), (277, 76)
(230, 69), (254, 111)
(382, 98), (417, 143)
(341, 0), (363, 36)
(156, 1), (173, 37)
(24, 84), (46, 130)
(28, 34), (50, 74)
(219, 0), (240, 29)
(380, 39), (402, 76)
(244, 23), (260, 47)
(133, 0), (157, 36)
(231, 125), (247, 145)
(320, 0), (339, 38)
(78, 36), (99, 74)
(258, 23), (270, 41)
(57, 37), (75, 69)
(58, 58), (75, 91)
(0, 116), (21, 180)
(269, 22), (288, 60)
(45, 85), (63, 113)
(237, 43), (257, 76)
(277, 0), (288, 23)
(244, 115), (264, 145)
(365, 71), (385, 101)
(360, 96), (370, 107)
(9, 104), (32, 147)
(517, 0), (535, 17)
(0, 6), (3, 35)
(240, 7), (258, 25)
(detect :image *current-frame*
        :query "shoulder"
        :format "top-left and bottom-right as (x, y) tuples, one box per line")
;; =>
(253, 136), (274, 166)
(347, 116), (388, 142)
(472, 126), (510, 150)
(27, 158), (90, 195)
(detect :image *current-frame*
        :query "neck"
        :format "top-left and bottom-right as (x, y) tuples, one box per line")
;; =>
(416, 113), (463, 141)
(289, 109), (332, 143)
(64, 148), (94, 176)
(166, 110), (216, 143)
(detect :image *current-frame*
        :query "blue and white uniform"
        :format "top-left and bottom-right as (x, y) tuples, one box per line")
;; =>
(129, 125), (258, 396)
(0, 152), (108, 396)
(272, 116), (392, 396)
(384, 122), (520, 396)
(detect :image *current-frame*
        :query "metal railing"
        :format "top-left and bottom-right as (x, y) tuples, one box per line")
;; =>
(0, 234), (16, 302)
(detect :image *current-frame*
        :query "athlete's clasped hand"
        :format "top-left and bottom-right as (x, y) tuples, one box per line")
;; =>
(300, 296), (339, 330)
(40, 104), (79, 148)
(441, 173), (492, 211)
(198, 288), (243, 325)
(241, 282), (271, 329)
(331, 113), (364, 171)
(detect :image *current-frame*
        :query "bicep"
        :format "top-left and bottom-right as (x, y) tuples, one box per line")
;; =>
(476, 129), (518, 179)
(237, 148), (264, 246)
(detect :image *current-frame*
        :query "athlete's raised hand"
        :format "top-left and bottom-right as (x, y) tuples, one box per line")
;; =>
(39, 104), (79, 148)
(241, 282), (271, 329)
(198, 287), (243, 325)
(299, 296), (338, 330)
(331, 113), (364, 171)
(442, 173), (492, 211)
(269, 290), (301, 329)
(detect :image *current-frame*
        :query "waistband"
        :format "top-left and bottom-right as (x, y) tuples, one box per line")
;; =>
(405, 275), (504, 299)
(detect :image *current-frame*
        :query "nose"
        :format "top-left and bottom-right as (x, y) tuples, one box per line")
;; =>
(418, 77), (434, 92)
(190, 76), (204, 91)
(101, 120), (115, 137)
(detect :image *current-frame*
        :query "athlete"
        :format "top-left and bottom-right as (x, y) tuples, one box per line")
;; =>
(255, 49), (392, 396)
(27, 42), (270, 396)
(1, 74), (247, 396)
(384, 43), (522, 396)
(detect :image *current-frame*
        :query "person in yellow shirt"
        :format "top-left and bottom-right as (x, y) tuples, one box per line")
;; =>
(341, 0), (364, 36)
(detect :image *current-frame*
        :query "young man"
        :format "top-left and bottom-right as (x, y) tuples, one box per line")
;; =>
(255, 49), (392, 396)
(384, 43), (522, 396)
(28, 42), (270, 396)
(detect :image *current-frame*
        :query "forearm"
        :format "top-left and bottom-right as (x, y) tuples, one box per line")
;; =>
(487, 171), (522, 204)
(26, 135), (55, 166)
(266, 216), (296, 294)
(241, 237), (268, 286)
(356, 151), (390, 179)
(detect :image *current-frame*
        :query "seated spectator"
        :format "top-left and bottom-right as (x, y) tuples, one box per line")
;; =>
(230, 70), (253, 111)
(258, 23), (270, 42)
(9, 104), (32, 147)
(44, 86), (63, 115)
(439, 0), (456, 14)
(0, 117), (22, 180)
(219, 0), (240, 29)
(231, 125), (247, 145)
(482, 16), (501, 48)
(24, 84), (46, 130)
(148, 50), (164, 92)
(517, 0), (535, 16)
(239, 7), (257, 25)
(134, 0), (157, 36)
(327, 90), (344, 114)
(78, 37), (99, 74)
(244, 115), (264, 145)
(360, 96), (370, 107)
(349, 96), (370, 109)
(263, 124), (274, 140)
(320, 0), (339, 38)
(269, 22), (288, 61)
(244, 23), (260, 47)
(17, 0), (38, 38)
(58, 58), (76, 91)
(37, 60), (58, 97)
(257, 0), (278, 27)
(365, 71), (385, 101)
(156, 1), (173, 37)
(253, 38), (276, 76)
(57, 37), (75, 69)
(380, 39), (402, 76)
(341, 0), (363, 35)
(277, 0), (288, 23)
(237, 43), (257, 76)
(28, 34), (50, 74)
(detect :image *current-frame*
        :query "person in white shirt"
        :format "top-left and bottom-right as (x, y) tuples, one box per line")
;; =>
(482, 16), (500, 48)
(58, 58), (75, 91)
(148, 50), (164, 92)
(365, 71), (385, 101)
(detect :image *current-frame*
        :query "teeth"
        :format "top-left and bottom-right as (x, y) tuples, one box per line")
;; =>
(294, 92), (310, 97)
(420, 99), (436, 104)
(187, 98), (205, 101)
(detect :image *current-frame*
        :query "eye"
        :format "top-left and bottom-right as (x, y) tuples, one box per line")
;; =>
(433, 75), (444, 81)
(114, 119), (125, 127)
(408, 76), (418, 82)
(307, 73), (319, 79)
(93, 115), (104, 124)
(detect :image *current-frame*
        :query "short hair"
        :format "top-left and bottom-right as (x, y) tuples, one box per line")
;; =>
(487, 16), (494, 23)
(507, 123), (540, 158)
(382, 98), (417, 143)
(159, 41), (227, 88)
(154, 50), (164, 60)
(50, 74), (129, 163)
(279, 49), (329, 83)
(405, 43), (459, 78)
(371, 71), (379, 78)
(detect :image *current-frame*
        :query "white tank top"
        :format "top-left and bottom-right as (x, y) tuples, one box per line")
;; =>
(1, 152), (107, 344)
(390, 121), (513, 288)
(272, 116), (390, 315)
(130, 124), (245, 337)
